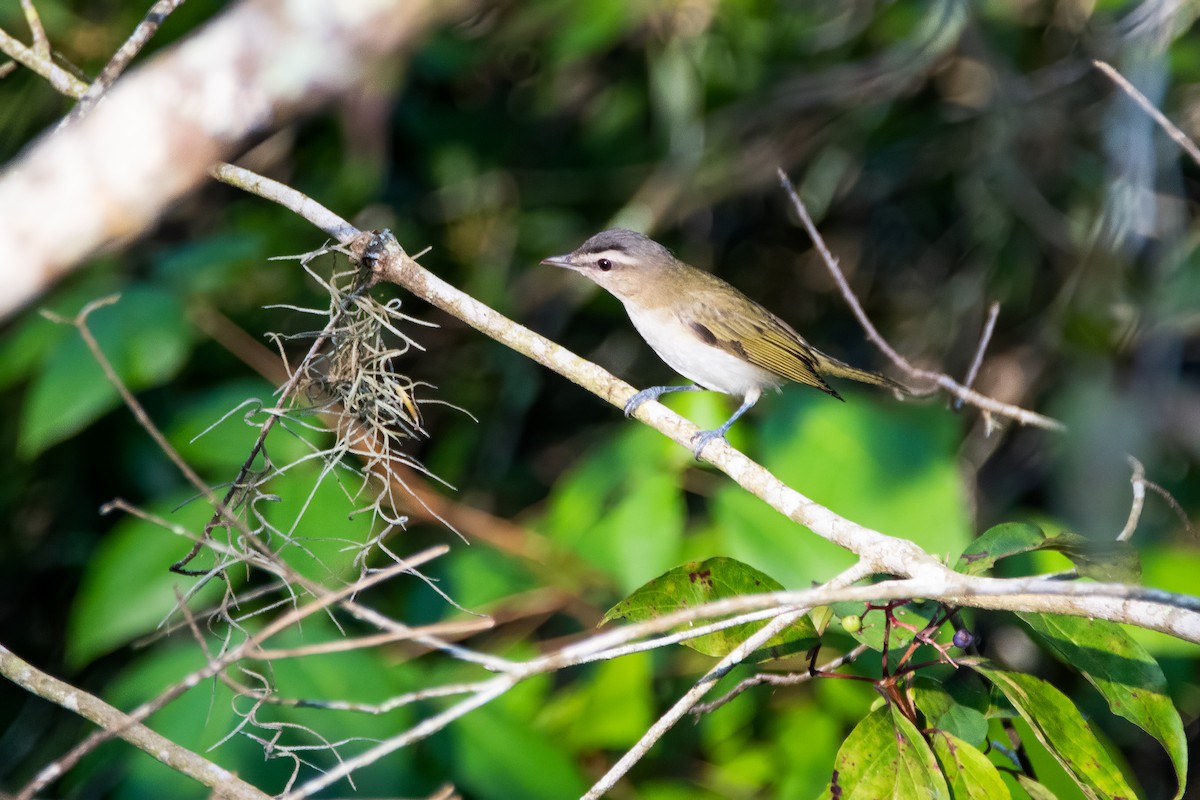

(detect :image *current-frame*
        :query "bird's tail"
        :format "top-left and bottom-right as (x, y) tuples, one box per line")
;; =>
(815, 352), (908, 394)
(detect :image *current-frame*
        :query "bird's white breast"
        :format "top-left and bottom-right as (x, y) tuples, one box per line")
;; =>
(623, 301), (781, 398)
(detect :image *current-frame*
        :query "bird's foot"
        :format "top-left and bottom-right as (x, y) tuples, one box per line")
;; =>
(625, 385), (701, 416)
(624, 387), (665, 417)
(690, 428), (728, 460)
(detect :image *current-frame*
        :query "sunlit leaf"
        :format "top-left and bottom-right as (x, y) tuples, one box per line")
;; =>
(976, 664), (1139, 798)
(817, 704), (949, 799)
(930, 730), (1008, 799)
(911, 676), (989, 747)
(603, 557), (816, 658)
(1019, 613), (1186, 799)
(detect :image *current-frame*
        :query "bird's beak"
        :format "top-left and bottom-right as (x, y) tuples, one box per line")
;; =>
(540, 254), (576, 269)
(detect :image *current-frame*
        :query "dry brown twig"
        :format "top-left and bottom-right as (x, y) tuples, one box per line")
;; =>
(774, 168), (1065, 433)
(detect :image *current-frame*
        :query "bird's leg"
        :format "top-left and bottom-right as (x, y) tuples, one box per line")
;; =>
(691, 388), (761, 459)
(624, 383), (703, 417)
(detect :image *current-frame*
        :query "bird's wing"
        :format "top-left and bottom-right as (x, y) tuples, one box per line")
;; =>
(681, 298), (840, 397)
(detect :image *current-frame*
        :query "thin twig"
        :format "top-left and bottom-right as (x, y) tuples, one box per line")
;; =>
(954, 300), (1000, 411)
(0, 24), (87, 97)
(1117, 456), (1148, 542)
(40, 298), (273, 576)
(775, 168), (1065, 432)
(67, 0), (188, 121)
(20, 0), (49, 57)
(15, 545), (453, 800)
(1093, 59), (1200, 168)
(690, 642), (873, 715)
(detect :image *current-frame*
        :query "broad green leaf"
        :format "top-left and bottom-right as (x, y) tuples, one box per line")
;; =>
(602, 557), (817, 658)
(0, 269), (123, 390)
(1019, 613), (1186, 799)
(956, 522), (1047, 576)
(19, 287), (193, 457)
(976, 665), (1138, 799)
(1015, 774), (1061, 800)
(956, 524), (1140, 582)
(816, 704), (949, 799)
(911, 676), (989, 747)
(930, 730), (1009, 799)
(166, 379), (278, 472)
(1040, 532), (1141, 583)
(0, 308), (69, 389)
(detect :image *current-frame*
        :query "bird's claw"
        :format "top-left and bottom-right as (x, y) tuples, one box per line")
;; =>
(690, 429), (727, 460)
(624, 388), (662, 417)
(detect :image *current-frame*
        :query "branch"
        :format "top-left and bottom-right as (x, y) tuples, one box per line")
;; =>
(209, 164), (1200, 644)
(775, 168), (1065, 432)
(0, 0), (472, 320)
(0, 644), (272, 800)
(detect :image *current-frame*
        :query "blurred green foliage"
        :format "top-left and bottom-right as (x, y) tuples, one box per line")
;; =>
(1, 0), (1199, 798)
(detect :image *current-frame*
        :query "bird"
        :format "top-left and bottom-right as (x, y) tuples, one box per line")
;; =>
(542, 228), (904, 457)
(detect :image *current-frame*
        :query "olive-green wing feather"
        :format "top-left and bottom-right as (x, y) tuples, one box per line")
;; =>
(679, 286), (905, 396)
(680, 298), (841, 397)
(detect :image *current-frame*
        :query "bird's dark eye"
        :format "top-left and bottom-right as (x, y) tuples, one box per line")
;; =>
(597, 258), (612, 271)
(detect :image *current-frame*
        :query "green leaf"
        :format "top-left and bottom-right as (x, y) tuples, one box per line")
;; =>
(1015, 774), (1061, 800)
(602, 557), (817, 658)
(956, 522), (1047, 576)
(1018, 613), (1186, 799)
(19, 287), (193, 458)
(817, 704), (949, 799)
(1040, 532), (1141, 583)
(165, 379), (278, 472)
(975, 665), (1139, 799)
(930, 730), (1009, 799)
(956, 524), (1141, 582)
(911, 677), (989, 747)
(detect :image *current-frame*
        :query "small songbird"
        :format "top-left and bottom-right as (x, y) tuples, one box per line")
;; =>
(542, 228), (903, 457)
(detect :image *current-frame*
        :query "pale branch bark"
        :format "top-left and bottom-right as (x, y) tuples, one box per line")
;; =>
(0, 0), (473, 320)
(20, 0), (51, 59)
(0, 644), (273, 800)
(584, 607), (816, 799)
(0, 23), (86, 97)
(1118, 456), (1148, 542)
(208, 164), (1200, 643)
(581, 561), (874, 799)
